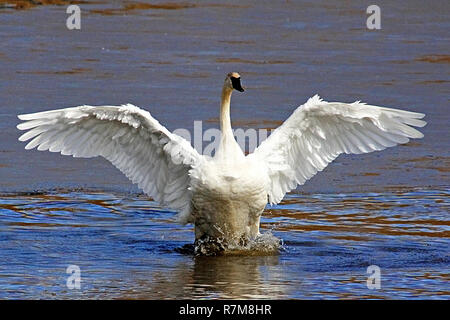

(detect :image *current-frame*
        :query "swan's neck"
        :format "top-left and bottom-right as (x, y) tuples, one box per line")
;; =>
(220, 87), (234, 137)
(216, 86), (243, 160)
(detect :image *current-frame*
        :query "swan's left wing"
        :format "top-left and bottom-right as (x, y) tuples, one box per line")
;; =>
(17, 104), (201, 223)
(250, 95), (426, 204)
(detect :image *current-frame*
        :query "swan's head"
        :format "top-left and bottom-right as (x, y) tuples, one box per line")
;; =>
(225, 72), (244, 92)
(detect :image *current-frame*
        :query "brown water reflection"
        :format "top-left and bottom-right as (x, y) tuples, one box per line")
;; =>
(415, 55), (450, 64)
(88, 1), (248, 16)
(264, 190), (450, 239)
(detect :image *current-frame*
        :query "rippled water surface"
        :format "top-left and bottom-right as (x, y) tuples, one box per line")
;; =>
(0, 189), (448, 299)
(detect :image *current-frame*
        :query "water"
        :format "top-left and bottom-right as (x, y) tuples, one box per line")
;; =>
(0, 0), (449, 299)
(0, 189), (448, 299)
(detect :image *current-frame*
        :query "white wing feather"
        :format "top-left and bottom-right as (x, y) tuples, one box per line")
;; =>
(250, 95), (426, 204)
(17, 104), (201, 223)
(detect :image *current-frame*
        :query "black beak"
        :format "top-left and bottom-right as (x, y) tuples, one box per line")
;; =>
(231, 77), (245, 92)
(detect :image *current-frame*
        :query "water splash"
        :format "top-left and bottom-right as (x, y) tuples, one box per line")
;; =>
(192, 232), (283, 256)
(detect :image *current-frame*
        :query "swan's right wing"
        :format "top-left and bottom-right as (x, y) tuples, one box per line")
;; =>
(17, 104), (201, 223)
(250, 95), (426, 204)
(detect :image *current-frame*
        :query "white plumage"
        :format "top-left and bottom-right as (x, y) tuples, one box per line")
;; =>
(17, 72), (426, 250)
(250, 94), (426, 204)
(18, 104), (200, 221)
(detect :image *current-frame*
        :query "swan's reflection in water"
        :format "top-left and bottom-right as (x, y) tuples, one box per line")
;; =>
(190, 255), (286, 299)
(117, 255), (287, 299)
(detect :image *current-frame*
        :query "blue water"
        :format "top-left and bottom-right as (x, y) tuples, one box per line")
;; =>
(0, 189), (448, 299)
(0, 0), (448, 299)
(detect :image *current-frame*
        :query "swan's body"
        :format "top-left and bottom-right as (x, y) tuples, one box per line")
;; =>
(191, 153), (268, 244)
(17, 72), (426, 253)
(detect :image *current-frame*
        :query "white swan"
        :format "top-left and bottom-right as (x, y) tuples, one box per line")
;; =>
(17, 72), (426, 252)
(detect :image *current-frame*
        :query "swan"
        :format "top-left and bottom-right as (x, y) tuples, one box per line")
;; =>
(17, 72), (426, 253)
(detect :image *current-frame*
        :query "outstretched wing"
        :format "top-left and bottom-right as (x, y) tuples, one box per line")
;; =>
(17, 104), (201, 223)
(250, 95), (426, 204)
